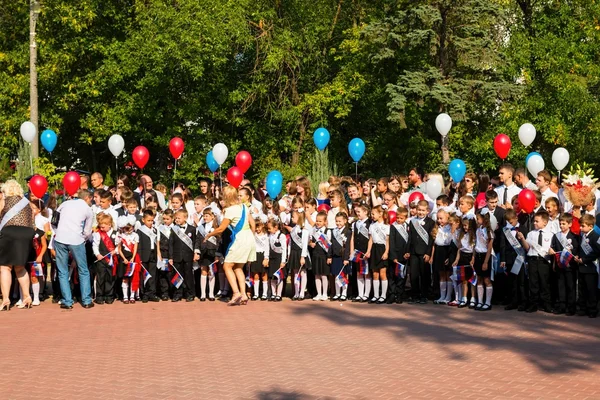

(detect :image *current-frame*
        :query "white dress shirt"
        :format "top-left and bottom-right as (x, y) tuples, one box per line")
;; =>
(495, 183), (521, 205)
(54, 199), (94, 245)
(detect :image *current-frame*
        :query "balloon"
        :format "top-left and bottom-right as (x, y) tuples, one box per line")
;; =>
(235, 150), (252, 173)
(226, 166), (244, 188)
(132, 146), (150, 169)
(108, 134), (125, 157)
(527, 154), (545, 177)
(493, 134), (511, 159)
(40, 129), (57, 153)
(408, 191), (425, 205)
(20, 121), (36, 143)
(313, 127), (330, 151)
(169, 137), (185, 159)
(206, 151), (219, 173)
(435, 113), (452, 137)
(448, 159), (467, 182)
(212, 143), (228, 165)
(266, 170), (283, 199)
(388, 210), (397, 225)
(62, 171), (80, 196)
(317, 203), (331, 213)
(518, 123), (536, 147)
(348, 138), (365, 162)
(552, 147), (570, 171)
(29, 175), (48, 198)
(426, 179), (442, 199)
(518, 189), (536, 214)
(526, 151), (541, 165)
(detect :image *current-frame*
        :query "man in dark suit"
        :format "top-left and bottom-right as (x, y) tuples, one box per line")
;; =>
(169, 209), (197, 302)
(137, 209), (160, 303)
(408, 200), (435, 304)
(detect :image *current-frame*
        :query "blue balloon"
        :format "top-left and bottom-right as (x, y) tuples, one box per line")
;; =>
(448, 159), (466, 182)
(348, 138), (365, 162)
(206, 151), (219, 173)
(266, 170), (283, 199)
(40, 129), (57, 153)
(526, 151), (541, 165)
(313, 127), (330, 151)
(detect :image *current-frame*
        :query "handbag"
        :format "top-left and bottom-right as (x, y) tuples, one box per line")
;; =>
(51, 210), (60, 227)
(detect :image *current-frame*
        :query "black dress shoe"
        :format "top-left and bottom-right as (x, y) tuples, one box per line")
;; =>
(161, 296), (169, 301)
(504, 304), (518, 311)
(199, 298), (206, 302)
(589, 313), (597, 318)
(517, 305), (526, 312)
(525, 306), (538, 313)
(407, 298), (416, 304)
(142, 297), (149, 303)
(94, 298), (105, 305)
(186, 297), (195, 302)
(82, 302), (94, 309)
(105, 298), (115, 304)
(396, 299), (403, 304)
(541, 307), (553, 314)
(148, 296), (160, 302)
(172, 297), (181, 302)
(419, 298), (427, 304)
(60, 304), (73, 310)
(52, 297), (60, 304)
(351, 297), (360, 303)
(552, 308), (565, 315)
(208, 297), (215, 302)
(576, 310), (587, 317)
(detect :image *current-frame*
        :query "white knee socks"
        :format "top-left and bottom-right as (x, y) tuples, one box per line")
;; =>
(381, 280), (388, 299)
(320, 276), (328, 298)
(364, 277), (372, 299)
(357, 275), (365, 298)
(32, 282), (40, 302)
(485, 286), (493, 306)
(299, 271), (307, 298)
(373, 280), (380, 299)
(200, 275), (207, 298)
(477, 285), (484, 304)
(438, 281), (447, 302)
(445, 281), (454, 302)
(122, 281), (129, 300)
(262, 280), (268, 298)
(253, 278), (260, 297)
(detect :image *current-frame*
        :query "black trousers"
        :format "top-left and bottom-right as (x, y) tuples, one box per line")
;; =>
(508, 263), (529, 306)
(556, 268), (576, 312)
(528, 257), (551, 309)
(349, 262), (359, 299)
(577, 271), (598, 315)
(409, 254), (429, 299)
(174, 260), (195, 298)
(386, 264), (405, 301)
(142, 260), (157, 297)
(156, 268), (170, 298)
(94, 261), (114, 300)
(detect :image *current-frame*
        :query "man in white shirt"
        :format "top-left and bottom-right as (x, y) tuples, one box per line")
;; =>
(53, 189), (94, 309)
(536, 170), (558, 206)
(495, 164), (522, 208)
(514, 168), (538, 191)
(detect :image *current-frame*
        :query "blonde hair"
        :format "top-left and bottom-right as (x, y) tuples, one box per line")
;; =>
(318, 181), (330, 198)
(1, 180), (24, 197)
(222, 185), (240, 208)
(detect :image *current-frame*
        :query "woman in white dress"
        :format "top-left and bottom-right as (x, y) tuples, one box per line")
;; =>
(204, 185), (256, 306)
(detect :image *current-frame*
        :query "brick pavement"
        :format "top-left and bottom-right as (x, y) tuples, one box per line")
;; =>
(1, 299), (600, 399)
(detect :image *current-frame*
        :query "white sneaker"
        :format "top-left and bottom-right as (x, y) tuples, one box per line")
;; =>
(15, 300), (23, 307)
(32, 299), (40, 306)
(320, 295), (327, 301)
(313, 296), (321, 301)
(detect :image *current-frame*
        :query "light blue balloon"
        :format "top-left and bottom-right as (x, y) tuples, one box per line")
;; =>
(313, 127), (330, 151)
(206, 151), (219, 173)
(448, 159), (466, 182)
(526, 151), (541, 165)
(348, 138), (365, 162)
(266, 170), (283, 199)
(40, 129), (57, 153)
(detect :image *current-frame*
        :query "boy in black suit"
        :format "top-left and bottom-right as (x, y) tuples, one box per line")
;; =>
(574, 214), (600, 318)
(408, 200), (434, 304)
(501, 209), (528, 311)
(389, 207), (410, 304)
(549, 214), (580, 315)
(137, 209), (160, 303)
(169, 209), (197, 302)
(156, 209), (174, 300)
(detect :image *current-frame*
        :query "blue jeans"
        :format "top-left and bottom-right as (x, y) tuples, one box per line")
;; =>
(54, 241), (92, 306)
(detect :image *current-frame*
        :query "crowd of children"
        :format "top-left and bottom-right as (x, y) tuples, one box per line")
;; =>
(4, 163), (600, 318)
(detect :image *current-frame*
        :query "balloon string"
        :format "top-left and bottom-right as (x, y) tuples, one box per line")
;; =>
(219, 166), (223, 191)
(355, 162), (358, 183)
(173, 158), (177, 192)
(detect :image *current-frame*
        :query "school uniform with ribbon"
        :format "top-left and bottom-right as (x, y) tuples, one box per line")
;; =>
(310, 226), (331, 276)
(156, 223), (172, 299)
(137, 224), (159, 301)
(408, 216), (435, 301)
(550, 231), (579, 314)
(500, 222), (528, 309)
(169, 223), (197, 301)
(350, 218), (371, 299)
(368, 222), (390, 271)
(92, 229), (119, 303)
(389, 221), (410, 303)
(525, 227), (553, 311)
(577, 230), (600, 317)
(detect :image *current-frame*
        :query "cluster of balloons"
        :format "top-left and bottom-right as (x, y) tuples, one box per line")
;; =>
(313, 126), (367, 163)
(20, 122), (58, 153)
(203, 142), (253, 188)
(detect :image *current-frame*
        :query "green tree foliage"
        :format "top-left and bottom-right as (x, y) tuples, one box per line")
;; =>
(1, 0), (600, 184)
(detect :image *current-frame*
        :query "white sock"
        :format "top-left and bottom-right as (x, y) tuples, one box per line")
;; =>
(209, 275), (215, 297)
(381, 280), (388, 299)
(477, 285), (484, 304)
(456, 283), (462, 302)
(253, 279), (260, 297)
(373, 280), (380, 299)
(364, 277), (372, 298)
(294, 271), (300, 297)
(357, 275), (365, 298)
(335, 279), (341, 296)
(342, 284), (348, 297)
(277, 281), (283, 297)
(315, 276), (322, 297)
(445, 281), (454, 302)
(438, 281), (447, 301)
(300, 271), (307, 297)
(321, 276), (328, 298)
(200, 275), (207, 298)
(219, 272), (226, 292)
(485, 286), (493, 306)
(270, 280), (277, 297)
(262, 280), (268, 297)
(32, 282), (40, 302)
(122, 282), (128, 299)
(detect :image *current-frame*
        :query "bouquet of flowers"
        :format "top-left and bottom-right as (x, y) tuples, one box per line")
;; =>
(562, 163), (600, 207)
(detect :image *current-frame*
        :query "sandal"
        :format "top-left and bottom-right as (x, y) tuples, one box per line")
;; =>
(448, 300), (459, 307)
(475, 303), (483, 310)
(468, 301), (476, 309)
(227, 293), (242, 306)
(479, 304), (491, 311)
(457, 301), (467, 308)
(240, 295), (249, 305)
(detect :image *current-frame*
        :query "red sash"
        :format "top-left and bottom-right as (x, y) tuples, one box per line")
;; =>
(100, 231), (118, 276)
(32, 235), (43, 259)
(122, 239), (141, 292)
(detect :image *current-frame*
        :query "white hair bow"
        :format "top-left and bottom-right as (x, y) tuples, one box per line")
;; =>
(381, 205), (388, 210)
(480, 208), (489, 216)
(465, 214), (476, 220)
(297, 207), (305, 213)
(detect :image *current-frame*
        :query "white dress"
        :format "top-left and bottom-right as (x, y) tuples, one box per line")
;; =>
(224, 204), (257, 263)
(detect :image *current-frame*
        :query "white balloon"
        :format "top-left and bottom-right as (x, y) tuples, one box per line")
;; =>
(20, 121), (36, 143)
(212, 143), (228, 165)
(435, 113), (452, 137)
(518, 123), (536, 147)
(527, 154), (545, 177)
(108, 134), (125, 157)
(426, 179), (442, 199)
(552, 147), (570, 171)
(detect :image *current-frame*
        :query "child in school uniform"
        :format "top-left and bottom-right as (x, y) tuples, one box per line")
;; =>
(310, 211), (331, 301)
(193, 208), (220, 301)
(92, 213), (118, 305)
(446, 213), (462, 306)
(27, 204), (48, 307)
(431, 209), (453, 304)
(137, 209), (160, 303)
(350, 204), (371, 302)
(549, 213), (579, 315)
(117, 215), (141, 304)
(453, 216), (476, 308)
(389, 207), (410, 304)
(328, 212), (351, 301)
(327, 190), (348, 229)
(289, 210), (310, 301)
(573, 214), (600, 318)
(251, 216), (270, 300)
(501, 209), (528, 311)
(156, 209), (174, 300)
(30, 199), (51, 305)
(168, 209), (196, 302)
(407, 200), (435, 304)
(266, 219), (287, 301)
(472, 210), (494, 311)
(517, 210), (553, 313)
(365, 206), (390, 304)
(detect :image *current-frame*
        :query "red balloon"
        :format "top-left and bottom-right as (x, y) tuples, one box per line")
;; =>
(518, 189), (536, 214)
(227, 166), (244, 188)
(317, 204), (331, 213)
(235, 150), (252, 173)
(408, 191), (425, 205)
(388, 209), (397, 224)
(29, 175), (48, 199)
(169, 137), (185, 159)
(62, 171), (80, 196)
(493, 134), (512, 160)
(132, 146), (150, 169)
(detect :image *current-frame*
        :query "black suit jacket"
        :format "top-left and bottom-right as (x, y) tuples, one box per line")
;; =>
(389, 223), (410, 263)
(579, 230), (600, 274)
(408, 217), (434, 256)
(168, 225), (196, 263)
(137, 227), (158, 263)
